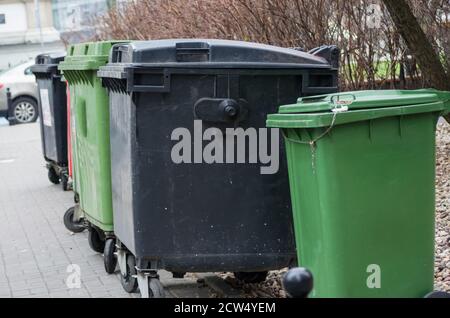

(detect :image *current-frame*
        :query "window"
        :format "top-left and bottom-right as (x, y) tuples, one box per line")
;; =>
(0, 14), (5, 24)
(24, 67), (33, 75)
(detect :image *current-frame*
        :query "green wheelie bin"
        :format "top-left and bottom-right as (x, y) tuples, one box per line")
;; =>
(267, 89), (450, 298)
(58, 41), (128, 274)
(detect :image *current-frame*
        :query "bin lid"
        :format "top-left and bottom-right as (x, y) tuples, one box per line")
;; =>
(267, 89), (450, 128)
(30, 52), (66, 75)
(105, 39), (335, 69)
(35, 52), (66, 65)
(279, 90), (450, 113)
(58, 41), (127, 71)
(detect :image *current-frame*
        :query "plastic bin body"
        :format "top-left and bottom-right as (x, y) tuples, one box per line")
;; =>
(31, 52), (67, 168)
(59, 41), (126, 232)
(98, 39), (339, 272)
(267, 90), (450, 297)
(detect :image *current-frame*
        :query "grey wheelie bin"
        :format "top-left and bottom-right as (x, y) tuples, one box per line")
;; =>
(30, 52), (69, 190)
(98, 39), (339, 297)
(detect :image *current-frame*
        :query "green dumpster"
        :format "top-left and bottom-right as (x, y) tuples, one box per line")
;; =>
(267, 89), (450, 298)
(58, 41), (128, 273)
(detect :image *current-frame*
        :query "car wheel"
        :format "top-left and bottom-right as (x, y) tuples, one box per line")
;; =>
(12, 97), (38, 124)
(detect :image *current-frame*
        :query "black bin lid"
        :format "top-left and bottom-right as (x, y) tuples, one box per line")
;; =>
(31, 52), (66, 75)
(108, 39), (336, 69)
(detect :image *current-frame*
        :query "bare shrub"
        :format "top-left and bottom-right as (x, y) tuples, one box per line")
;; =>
(95, 0), (449, 90)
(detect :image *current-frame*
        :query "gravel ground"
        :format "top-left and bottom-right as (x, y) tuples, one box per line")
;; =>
(434, 121), (450, 293)
(222, 121), (450, 297)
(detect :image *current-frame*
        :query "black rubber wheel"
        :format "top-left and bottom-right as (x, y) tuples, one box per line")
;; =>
(283, 267), (314, 298)
(88, 227), (105, 253)
(63, 206), (85, 233)
(121, 254), (138, 293)
(61, 173), (69, 191)
(148, 277), (165, 298)
(425, 291), (450, 298)
(11, 96), (38, 124)
(104, 238), (117, 274)
(48, 167), (60, 185)
(234, 271), (268, 284)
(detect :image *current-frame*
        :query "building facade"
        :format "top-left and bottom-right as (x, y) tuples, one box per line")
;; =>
(0, 0), (122, 70)
(0, 0), (63, 70)
(0, 0), (60, 45)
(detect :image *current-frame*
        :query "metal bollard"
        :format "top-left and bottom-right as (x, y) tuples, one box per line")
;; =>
(6, 87), (17, 126)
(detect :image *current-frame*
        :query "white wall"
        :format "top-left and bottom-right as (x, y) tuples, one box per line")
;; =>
(0, 3), (27, 34)
(0, 0), (61, 45)
(0, 41), (66, 71)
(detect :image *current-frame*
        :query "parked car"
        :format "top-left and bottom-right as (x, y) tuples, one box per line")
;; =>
(0, 61), (39, 124)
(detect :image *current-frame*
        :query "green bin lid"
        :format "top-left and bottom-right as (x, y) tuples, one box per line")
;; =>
(267, 89), (450, 128)
(280, 89), (450, 113)
(58, 41), (128, 71)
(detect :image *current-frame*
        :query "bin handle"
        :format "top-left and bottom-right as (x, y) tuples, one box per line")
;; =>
(128, 69), (171, 93)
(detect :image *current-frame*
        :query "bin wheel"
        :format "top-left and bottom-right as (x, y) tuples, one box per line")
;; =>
(48, 167), (60, 185)
(282, 267), (314, 298)
(63, 207), (85, 233)
(425, 291), (450, 298)
(88, 228), (105, 253)
(148, 277), (165, 298)
(61, 173), (69, 191)
(104, 238), (117, 274)
(121, 254), (138, 293)
(234, 271), (268, 284)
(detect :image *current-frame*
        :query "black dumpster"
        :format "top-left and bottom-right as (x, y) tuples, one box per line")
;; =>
(98, 39), (339, 297)
(31, 52), (69, 190)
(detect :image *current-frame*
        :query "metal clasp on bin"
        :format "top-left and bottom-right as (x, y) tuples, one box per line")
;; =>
(330, 94), (355, 113)
(194, 98), (248, 124)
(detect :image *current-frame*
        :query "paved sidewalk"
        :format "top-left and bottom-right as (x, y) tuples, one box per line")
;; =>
(0, 122), (220, 298)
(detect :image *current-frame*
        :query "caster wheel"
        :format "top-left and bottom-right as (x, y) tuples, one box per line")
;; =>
(234, 271), (268, 284)
(425, 291), (450, 298)
(282, 267), (314, 298)
(61, 173), (69, 191)
(48, 167), (60, 185)
(104, 238), (117, 274)
(148, 277), (165, 298)
(121, 254), (138, 293)
(63, 206), (85, 233)
(88, 227), (105, 253)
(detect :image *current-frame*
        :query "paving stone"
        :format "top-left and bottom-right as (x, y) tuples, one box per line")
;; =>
(0, 123), (221, 298)
(12, 290), (31, 297)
